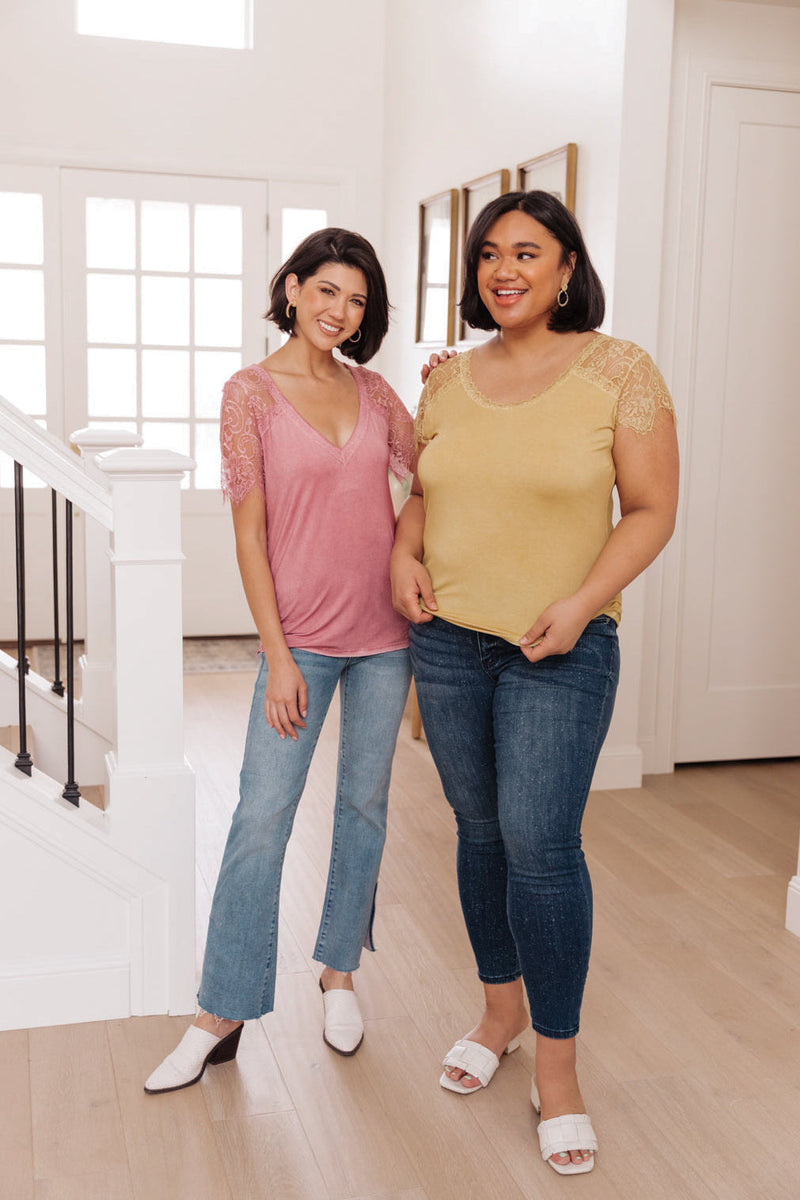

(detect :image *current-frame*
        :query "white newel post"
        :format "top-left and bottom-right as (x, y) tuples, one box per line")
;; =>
(70, 428), (143, 741)
(97, 447), (198, 1015)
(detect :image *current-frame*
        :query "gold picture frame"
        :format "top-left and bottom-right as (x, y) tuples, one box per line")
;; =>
(516, 144), (577, 213)
(415, 189), (459, 345)
(459, 168), (511, 342)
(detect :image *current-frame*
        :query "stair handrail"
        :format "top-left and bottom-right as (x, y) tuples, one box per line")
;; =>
(0, 395), (112, 530)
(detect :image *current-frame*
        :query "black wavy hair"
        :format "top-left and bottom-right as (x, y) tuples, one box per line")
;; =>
(460, 190), (605, 334)
(266, 227), (389, 364)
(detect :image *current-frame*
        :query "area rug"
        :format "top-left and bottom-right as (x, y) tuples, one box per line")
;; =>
(3, 637), (260, 683)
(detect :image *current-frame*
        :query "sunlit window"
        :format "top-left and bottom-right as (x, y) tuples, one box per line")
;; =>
(76, 0), (253, 51)
(84, 196), (245, 488)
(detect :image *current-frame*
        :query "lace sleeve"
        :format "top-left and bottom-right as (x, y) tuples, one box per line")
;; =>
(358, 369), (415, 479)
(380, 378), (415, 480)
(616, 350), (676, 435)
(220, 378), (266, 504)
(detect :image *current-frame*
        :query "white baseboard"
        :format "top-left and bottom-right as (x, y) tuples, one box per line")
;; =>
(0, 958), (130, 1031)
(786, 876), (800, 938)
(591, 744), (643, 792)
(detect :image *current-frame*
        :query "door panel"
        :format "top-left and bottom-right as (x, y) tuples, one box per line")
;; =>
(675, 85), (800, 760)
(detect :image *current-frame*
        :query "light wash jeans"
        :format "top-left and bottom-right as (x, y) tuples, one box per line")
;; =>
(409, 616), (619, 1039)
(198, 647), (411, 1020)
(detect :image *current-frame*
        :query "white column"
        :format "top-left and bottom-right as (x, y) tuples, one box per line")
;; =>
(70, 428), (142, 739)
(604, 0), (676, 787)
(96, 446), (198, 1014)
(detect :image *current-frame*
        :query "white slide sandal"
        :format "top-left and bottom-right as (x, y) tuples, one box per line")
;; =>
(439, 1035), (522, 1094)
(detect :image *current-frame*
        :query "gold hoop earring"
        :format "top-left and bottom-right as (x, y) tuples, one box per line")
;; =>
(557, 286), (569, 308)
(286, 302), (295, 321)
(348, 327), (362, 344)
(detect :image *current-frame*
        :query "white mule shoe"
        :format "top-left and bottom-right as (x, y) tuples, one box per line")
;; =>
(320, 980), (364, 1055)
(144, 1022), (243, 1094)
(439, 1035), (522, 1094)
(530, 1078), (597, 1175)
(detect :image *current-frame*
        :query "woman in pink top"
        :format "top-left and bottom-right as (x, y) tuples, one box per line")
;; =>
(145, 229), (413, 1094)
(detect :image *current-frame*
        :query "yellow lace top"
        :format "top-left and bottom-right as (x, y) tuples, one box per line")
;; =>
(414, 333), (675, 642)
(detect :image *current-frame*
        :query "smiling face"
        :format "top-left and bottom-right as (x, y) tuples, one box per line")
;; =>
(286, 262), (368, 350)
(476, 209), (574, 331)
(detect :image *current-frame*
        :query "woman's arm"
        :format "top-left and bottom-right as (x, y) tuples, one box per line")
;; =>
(520, 407), (679, 661)
(231, 489), (308, 738)
(390, 468), (438, 623)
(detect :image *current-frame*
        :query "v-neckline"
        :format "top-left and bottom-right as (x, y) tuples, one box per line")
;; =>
(254, 361), (363, 453)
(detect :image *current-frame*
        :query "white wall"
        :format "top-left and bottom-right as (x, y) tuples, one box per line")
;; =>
(675, 0), (800, 56)
(378, 0), (629, 406)
(0, 0), (388, 241)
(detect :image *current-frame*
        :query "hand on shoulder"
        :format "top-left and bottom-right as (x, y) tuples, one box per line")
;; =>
(420, 349), (458, 385)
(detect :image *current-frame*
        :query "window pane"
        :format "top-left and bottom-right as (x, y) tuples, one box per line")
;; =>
(142, 349), (189, 417)
(194, 205), (242, 275)
(141, 201), (189, 272)
(141, 420), (190, 456)
(194, 421), (221, 489)
(194, 278), (241, 347)
(0, 344), (46, 415)
(195, 350), (241, 417)
(141, 275), (190, 345)
(76, 0), (252, 50)
(0, 193), (43, 265)
(86, 197), (135, 269)
(0, 268), (45, 340)
(87, 348), (137, 417)
(282, 208), (327, 262)
(142, 419), (192, 488)
(87, 273), (136, 343)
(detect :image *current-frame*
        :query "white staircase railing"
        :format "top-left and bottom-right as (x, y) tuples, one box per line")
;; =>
(0, 394), (198, 1030)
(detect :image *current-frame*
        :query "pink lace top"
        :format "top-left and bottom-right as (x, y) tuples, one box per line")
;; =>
(220, 363), (414, 656)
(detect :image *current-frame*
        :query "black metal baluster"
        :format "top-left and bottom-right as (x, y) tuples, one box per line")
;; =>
(50, 489), (64, 697)
(62, 499), (80, 806)
(13, 461), (32, 775)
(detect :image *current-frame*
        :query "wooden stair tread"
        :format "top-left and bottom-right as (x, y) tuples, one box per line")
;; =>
(0, 725), (35, 755)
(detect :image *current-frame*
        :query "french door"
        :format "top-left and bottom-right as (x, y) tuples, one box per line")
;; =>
(1, 167), (340, 637)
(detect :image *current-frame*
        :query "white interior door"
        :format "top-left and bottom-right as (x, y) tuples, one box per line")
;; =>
(675, 85), (800, 761)
(60, 169), (268, 637)
(3, 169), (342, 640)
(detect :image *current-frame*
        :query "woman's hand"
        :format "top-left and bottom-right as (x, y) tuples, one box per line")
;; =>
(391, 550), (438, 623)
(420, 349), (458, 385)
(264, 655), (308, 740)
(519, 595), (596, 663)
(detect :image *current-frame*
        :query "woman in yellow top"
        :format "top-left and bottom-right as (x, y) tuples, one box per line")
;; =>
(391, 190), (678, 1176)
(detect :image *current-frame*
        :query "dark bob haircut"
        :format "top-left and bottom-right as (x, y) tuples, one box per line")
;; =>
(266, 227), (389, 364)
(460, 190), (605, 334)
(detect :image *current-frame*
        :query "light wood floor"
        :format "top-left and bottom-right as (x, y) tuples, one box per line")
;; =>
(3, 669), (800, 1200)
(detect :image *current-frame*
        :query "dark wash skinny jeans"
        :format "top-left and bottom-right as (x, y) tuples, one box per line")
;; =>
(409, 615), (619, 1039)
